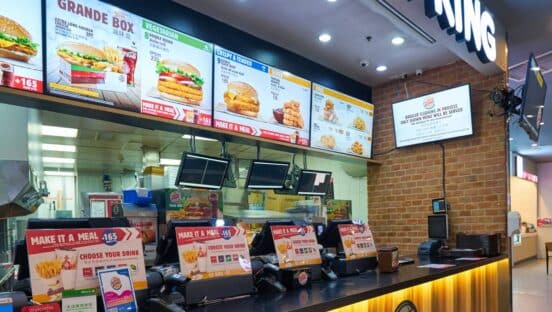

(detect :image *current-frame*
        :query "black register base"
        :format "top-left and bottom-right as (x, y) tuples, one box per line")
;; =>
(187, 255), (510, 312)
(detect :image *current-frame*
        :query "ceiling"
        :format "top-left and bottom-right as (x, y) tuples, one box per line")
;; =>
(174, 0), (458, 86)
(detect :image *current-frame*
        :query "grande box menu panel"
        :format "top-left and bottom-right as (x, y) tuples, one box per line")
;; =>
(46, 0), (141, 111)
(140, 19), (213, 126)
(310, 83), (374, 158)
(213, 45), (311, 146)
(0, 0), (43, 92)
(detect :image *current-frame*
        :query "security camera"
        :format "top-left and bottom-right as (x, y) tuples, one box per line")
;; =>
(360, 60), (369, 68)
(415, 69), (423, 76)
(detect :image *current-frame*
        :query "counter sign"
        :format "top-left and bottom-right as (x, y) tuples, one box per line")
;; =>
(425, 0), (497, 63)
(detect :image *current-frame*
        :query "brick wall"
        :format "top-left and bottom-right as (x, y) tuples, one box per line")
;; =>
(368, 61), (508, 254)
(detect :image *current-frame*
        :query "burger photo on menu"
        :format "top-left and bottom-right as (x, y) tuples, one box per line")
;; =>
(56, 42), (125, 87)
(155, 59), (204, 105)
(224, 81), (260, 118)
(0, 15), (38, 62)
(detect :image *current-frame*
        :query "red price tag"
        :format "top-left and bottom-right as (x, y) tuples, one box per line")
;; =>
(13, 76), (43, 92)
(22, 303), (61, 312)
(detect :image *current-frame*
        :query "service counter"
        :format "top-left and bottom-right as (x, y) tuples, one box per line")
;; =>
(188, 254), (510, 312)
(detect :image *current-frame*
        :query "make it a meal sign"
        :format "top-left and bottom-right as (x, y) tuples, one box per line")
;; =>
(425, 0), (497, 64)
(338, 224), (377, 260)
(176, 226), (252, 280)
(26, 228), (147, 303)
(271, 225), (321, 269)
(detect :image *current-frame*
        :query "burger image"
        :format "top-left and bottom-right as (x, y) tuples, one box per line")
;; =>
(110, 276), (122, 291)
(224, 81), (259, 117)
(156, 60), (204, 105)
(0, 15), (38, 62)
(56, 42), (123, 84)
(183, 197), (212, 219)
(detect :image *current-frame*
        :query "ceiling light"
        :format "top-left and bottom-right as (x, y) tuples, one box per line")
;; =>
(42, 144), (76, 153)
(391, 36), (405, 45)
(540, 122), (545, 125)
(539, 105), (545, 108)
(181, 135), (218, 142)
(160, 158), (181, 166)
(42, 157), (75, 164)
(376, 65), (387, 72)
(509, 138), (514, 141)
(530, 66), (541, 72)
(44, 171), (75, 177)
(318, 33), (332, 43)
(41, 125), (78, 138)
(526, 114), (535, 118)
(327, 0), (337, 2)
(531, 143), (538, 147)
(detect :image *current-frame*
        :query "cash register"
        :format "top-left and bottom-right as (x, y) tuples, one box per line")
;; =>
(320, 219), (378, 276)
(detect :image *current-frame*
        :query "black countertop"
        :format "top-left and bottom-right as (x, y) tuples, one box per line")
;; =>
(187, 254), (508, 312)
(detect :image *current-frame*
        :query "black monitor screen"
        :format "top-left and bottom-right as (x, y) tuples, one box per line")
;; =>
(175, 153), (229, 189)
(521, 53), (547, 142)
(319, 219), (353, 248)
(428, 215), (448, 240)
(250, 220), (295, 256)
(297, 170), (332, 196)
(246, 160), (290, 189)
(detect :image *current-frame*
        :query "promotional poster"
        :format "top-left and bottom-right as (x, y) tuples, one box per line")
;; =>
(213, 46), (311, 145)
(271, 225), (321, 269)
(176, 226), (251, 280)
(98, 267), (137, 312)
(140, 19), (213, 125)
(0, 0), (43, 92)
(46, 0), (141, 110)
(26, 228), (147, 303)
(338, 224), (377, 260)
(392, 84), (472, 148)
(311, 83), (374, 158)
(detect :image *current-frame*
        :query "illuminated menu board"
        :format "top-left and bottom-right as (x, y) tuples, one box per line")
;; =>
(213, 46), (311, 146)
(46, 0), (141, 111)
(310, 83), (374, 158)
(140, 19), (213, 126)
(0, 0), (43, 92)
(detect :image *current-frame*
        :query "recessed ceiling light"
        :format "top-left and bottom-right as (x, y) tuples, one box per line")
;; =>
(509, 138), (514, 141)
(42, 157), (75, 164)
(44, 171), (75, 176)
(540, 122), (545, 125)
(391, 36), (405, 45)
(539, 105), (545, 108)
(526, 114), (535, 118)
(42, 144), (76, 153)
(318, 33), (332, 43)
(327, 0), (337, 2)
(41, 125), (78, 138)
(376, 65), (387, 72)
(160, 158), (181, 166)
(530, 66), (541, 72)
(531, 143), (539, 147)
(181, 134), (217, 142)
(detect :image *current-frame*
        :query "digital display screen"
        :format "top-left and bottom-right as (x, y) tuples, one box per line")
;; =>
(175, 153), (229, 189)
(392, 84), (473, 148)
(521, 54), (547, 141)
(296, 170), (332, 196)
(310, 83), (374, 158)
(213, 45), (311, 146)
(428, 215), (448, 240)
(245, 161), (290, 189)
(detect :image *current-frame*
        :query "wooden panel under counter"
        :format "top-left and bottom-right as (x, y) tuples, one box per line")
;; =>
(513, 232), (538, 264)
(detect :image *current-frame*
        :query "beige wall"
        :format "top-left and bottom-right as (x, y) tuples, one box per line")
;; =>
(510, 176), (538, 225)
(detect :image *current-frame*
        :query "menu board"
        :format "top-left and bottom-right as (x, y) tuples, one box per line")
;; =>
(214, 46), (311, 146)
(338, 224), (377, 260)
(271, 225), (321, 269)
(26, 228), (147, 303)
(392, 84), (472, 148)
(311, 83), (374, 157)
(140, 19), (213, 126)
(46, 0), (141, 111)
(0, 0), (43, 92)
(176, 226), (252, 280)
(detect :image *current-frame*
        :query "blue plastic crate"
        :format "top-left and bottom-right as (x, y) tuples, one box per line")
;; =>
(123, 189), (153, 206)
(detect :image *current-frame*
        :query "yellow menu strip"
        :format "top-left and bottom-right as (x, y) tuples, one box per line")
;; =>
(49, 82), (100, 98)
(320, 85), (374, 111)
(270, 68), (311, 88)
(191, 269), (250, 280)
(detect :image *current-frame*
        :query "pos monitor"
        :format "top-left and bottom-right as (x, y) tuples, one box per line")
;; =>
(155, 219), (212, 265)
(175, 153), (229, 189)
(250, 220), (295, 256)
(245, 160), (290, 189)
(319, 219), (353, 249)
(428, 214), (449, 240)
(296, 170), (332, 196)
